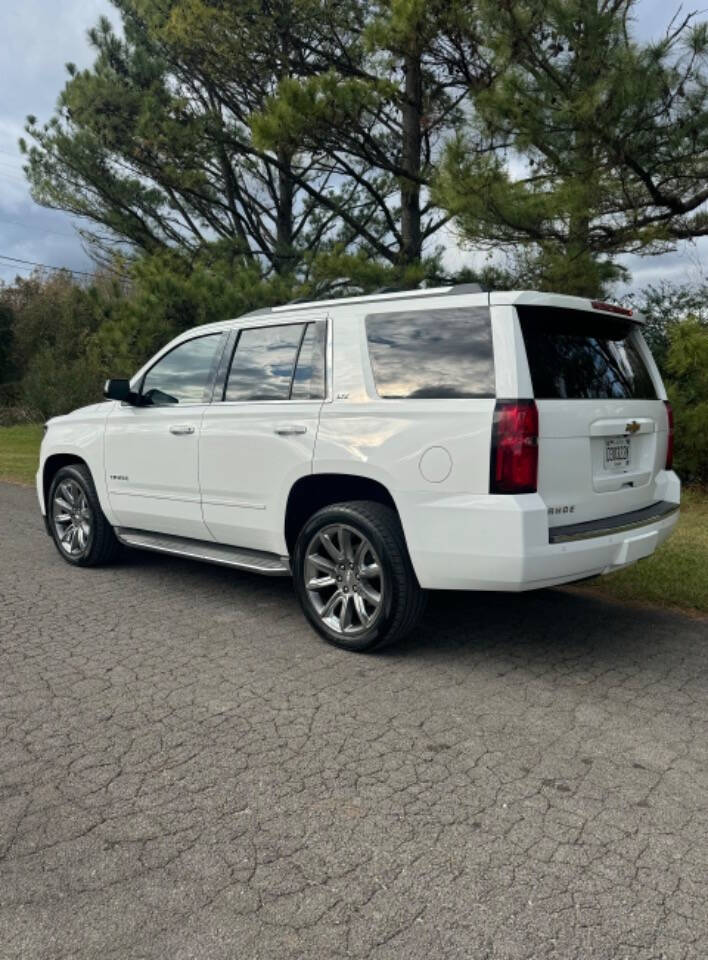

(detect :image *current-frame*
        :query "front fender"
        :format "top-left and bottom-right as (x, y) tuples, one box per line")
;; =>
(38, 404), (115, 523)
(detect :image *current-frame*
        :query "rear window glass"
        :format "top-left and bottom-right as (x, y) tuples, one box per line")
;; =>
(365, 307), (495, 399)
(518, 306), (657, 400)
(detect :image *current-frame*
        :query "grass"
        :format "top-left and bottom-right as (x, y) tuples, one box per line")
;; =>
(0, 423), (44, 486)
(572, 487), (708, 616)
(1, 423), (706, 616)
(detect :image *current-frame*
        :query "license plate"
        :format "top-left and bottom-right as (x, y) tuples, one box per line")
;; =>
(605, 437), (631, 469)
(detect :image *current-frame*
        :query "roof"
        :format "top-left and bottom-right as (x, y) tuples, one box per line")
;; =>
(239, 283), (485, 318)
(236, 286), (642, 323)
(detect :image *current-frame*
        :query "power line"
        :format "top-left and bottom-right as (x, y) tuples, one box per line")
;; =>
(0, 215), (79, 239)
(0, 253), (94, 278)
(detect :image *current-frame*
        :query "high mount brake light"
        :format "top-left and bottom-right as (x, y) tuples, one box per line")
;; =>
(590, 300), (633, 318)
(664, 400), (674, 470)
(490, 400), (539, 494)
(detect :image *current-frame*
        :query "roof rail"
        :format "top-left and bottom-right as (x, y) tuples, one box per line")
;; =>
(370, 285), (412, 295)
(447, 282), (484, 294)
(236, 283), (490, 319)
(239, 305), (273, 318)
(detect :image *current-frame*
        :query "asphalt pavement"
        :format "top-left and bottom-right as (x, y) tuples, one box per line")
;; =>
(1, 481), (706, 959)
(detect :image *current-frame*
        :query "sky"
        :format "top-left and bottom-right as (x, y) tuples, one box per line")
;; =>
(0, 0), (705, 293)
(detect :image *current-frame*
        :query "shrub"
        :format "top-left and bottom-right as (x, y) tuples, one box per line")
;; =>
(665, 320), (708, 484)
(626, 280), (708, 371)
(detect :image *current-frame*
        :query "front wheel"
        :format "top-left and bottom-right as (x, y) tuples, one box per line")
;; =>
(292, 501), (426, 652)
(48, 463), (121, 566)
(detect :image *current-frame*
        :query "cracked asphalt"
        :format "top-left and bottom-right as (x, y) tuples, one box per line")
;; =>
(1, 481), (707, 960)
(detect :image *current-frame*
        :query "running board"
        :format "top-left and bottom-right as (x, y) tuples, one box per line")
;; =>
(114, 527), (291, 576)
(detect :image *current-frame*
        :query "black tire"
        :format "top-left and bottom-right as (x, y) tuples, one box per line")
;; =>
(47, 463), (121, 567)
(292, 500), (426, 652)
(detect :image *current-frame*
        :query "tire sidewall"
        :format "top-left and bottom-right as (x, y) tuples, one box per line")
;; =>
(48, 465), (98, 566)
(293, 505), (398, 652)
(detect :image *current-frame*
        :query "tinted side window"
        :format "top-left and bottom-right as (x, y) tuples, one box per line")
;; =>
(141, 334), (222, 405)
(225, 322), (326, 402)
(225, 325), (301, 402)
(292, 322), (326, 400)
(518, 307), (657, 400)
(365, 307), (495, 399)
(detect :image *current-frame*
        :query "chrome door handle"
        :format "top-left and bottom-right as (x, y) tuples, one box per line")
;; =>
(275, 425), (307, 436)
(169, 424), (195, 435)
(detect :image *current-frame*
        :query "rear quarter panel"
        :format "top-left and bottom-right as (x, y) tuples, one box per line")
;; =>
(314, 296), (504, 565)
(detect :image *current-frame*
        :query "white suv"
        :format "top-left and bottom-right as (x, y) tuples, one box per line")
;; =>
(37, 286), (680, 651)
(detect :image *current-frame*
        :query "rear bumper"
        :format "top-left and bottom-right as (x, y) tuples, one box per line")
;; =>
(548, 500), (678, 543)
(399, 472), (681, 591)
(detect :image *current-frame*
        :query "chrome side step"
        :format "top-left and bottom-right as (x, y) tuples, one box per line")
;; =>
(114, 527), (291, 576)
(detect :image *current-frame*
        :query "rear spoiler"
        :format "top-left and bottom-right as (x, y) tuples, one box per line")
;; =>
(489, 291), (644, 323)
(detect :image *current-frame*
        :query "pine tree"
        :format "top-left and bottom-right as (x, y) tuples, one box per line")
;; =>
(435, 0), (708, 296)
(253, 0), (494, 266)
(20, 1), (396, 276)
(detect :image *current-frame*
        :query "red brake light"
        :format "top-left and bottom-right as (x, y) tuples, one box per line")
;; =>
(664, 400), (674, 470)
(590, 300), (633, 318)
(490, 400), (539, 494)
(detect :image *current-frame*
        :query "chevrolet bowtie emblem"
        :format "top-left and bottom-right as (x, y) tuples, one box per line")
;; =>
(625, 420), (641, 434)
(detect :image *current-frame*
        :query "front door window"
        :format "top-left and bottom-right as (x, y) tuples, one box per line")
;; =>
(141, 334), (223, 405)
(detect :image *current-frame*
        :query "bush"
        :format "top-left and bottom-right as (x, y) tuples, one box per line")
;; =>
(21, 345), (105, 420)
(625, 280), (708, 371)
(665, 319), (708, 484)
(0, 405), (42, 426)
(1, 269), (123, 419)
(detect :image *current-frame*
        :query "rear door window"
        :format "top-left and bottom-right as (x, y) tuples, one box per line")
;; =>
(224, 321), (326, 402)
(365, 307), (495, 399)
(518, 306), (657, 400)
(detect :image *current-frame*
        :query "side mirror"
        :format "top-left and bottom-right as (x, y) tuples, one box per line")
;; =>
(104, 378), (138, 404)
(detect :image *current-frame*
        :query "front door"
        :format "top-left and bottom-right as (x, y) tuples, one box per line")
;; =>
(105, 331), (224, 539)
(199, 318), (327, 555)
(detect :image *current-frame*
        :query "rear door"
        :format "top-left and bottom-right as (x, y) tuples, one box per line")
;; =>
(199, 317), (327, 555)
(515, 304), (670, 528)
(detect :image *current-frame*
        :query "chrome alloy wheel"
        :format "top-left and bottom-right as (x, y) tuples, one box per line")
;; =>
(52, 479), (93, 557)
(304, 523), (384, 636)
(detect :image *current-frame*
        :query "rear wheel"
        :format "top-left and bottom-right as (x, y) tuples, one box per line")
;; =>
(48, 464), (121, 566)
(293, 500), (426, 652)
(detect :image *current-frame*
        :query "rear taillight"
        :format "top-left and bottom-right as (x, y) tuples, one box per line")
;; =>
(664, 400), (674, 470)
(490, 400), (539, 494)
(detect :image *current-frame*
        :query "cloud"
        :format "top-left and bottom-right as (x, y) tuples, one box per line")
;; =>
(0, 0), (116, 281)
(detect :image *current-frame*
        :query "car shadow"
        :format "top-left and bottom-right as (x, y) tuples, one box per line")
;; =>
(122, 546), (706, 678)
(383, 585), (707, 679)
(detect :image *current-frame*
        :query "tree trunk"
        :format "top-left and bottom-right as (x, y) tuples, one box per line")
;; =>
(564, 0), (601, 297)
(399, 51), (423, 267)
(275, 148), (295, 275)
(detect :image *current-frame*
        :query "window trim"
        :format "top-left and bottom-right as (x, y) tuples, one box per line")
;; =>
(137, 331), (227, 407)
(218, 319), (328, 405)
